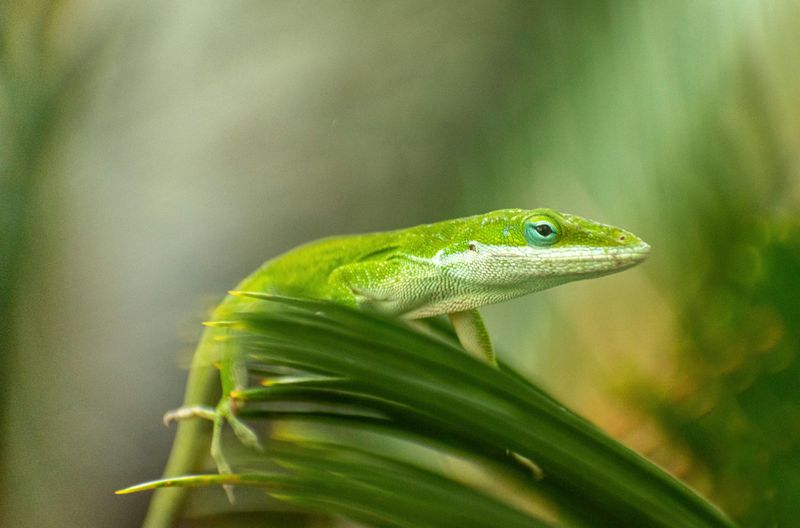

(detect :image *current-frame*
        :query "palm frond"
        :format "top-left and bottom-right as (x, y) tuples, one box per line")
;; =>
(130, 294), (736, 528)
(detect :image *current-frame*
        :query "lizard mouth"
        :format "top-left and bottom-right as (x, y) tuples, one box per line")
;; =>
(557, 242), (651, 276)
(481, 241), (651, 277)
(554, 242), (651, 268)
(574, 241), (651, 262)
(491, 241), (650, 262)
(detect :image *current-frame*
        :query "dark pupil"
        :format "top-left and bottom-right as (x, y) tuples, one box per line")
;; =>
(534, 223), (553, 237)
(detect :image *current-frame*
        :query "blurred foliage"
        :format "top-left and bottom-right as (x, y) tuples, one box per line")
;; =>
(2, 1), (799, 527)
(1, 0), (68, 505)
(631, 218), (800, 527)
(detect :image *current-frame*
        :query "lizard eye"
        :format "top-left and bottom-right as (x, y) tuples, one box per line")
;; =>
(525, 219), (559, 246)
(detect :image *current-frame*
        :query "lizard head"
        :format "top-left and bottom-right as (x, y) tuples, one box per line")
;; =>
(438, 208), (650, 297)
(517, 207), (651, 278)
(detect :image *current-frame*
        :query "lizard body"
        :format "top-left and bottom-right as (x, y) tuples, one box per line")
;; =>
(142, 208), (650, 527)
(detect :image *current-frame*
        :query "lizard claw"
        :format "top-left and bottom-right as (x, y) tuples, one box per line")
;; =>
(162, 405), (217, 426)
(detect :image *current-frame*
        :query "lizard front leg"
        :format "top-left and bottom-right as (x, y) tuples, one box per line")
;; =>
(448, 309), (542, 478)
(448, 309), (496, 365)
(332, 260), (498, 367)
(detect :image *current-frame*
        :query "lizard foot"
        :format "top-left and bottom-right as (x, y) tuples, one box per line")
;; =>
(162, 405), (217, 426)
(162, 398), (263, 477)
(214, 396), (263, 452)
(210, 396), (263, 503)
(162, 401), (262, 452)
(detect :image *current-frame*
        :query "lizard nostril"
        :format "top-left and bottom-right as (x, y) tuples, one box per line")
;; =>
(468, 243), (477, 251)
(619, 235), (626, 241)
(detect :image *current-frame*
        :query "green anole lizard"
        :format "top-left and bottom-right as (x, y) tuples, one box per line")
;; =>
(141, 208), (650, 527)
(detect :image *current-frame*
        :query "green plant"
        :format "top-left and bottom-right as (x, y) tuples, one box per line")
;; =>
(122, 295), (736, 528)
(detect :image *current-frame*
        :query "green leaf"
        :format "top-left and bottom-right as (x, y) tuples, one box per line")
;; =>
(121, 441), (552, 528)
(134, 293), (737, 528)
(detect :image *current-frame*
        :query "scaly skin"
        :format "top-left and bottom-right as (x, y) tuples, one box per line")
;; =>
(142, 208), (650, 528)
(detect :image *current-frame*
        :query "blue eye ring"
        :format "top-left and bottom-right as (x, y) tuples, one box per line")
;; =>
(524, 218), (559, 246)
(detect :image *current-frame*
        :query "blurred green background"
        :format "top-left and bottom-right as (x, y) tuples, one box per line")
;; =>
(2, 1), (799, 527)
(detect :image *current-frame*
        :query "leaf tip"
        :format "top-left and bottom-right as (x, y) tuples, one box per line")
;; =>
(114, 483), (150, 495)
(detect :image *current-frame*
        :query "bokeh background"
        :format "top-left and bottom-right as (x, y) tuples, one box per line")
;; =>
(2, 1), (799, 527)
